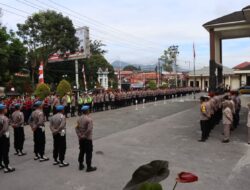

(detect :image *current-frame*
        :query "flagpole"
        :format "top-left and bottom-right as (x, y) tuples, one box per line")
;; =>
(193, 43), (196, 99)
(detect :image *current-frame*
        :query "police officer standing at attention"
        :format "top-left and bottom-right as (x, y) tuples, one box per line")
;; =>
(49, 105), (69, 167)
(76, 105), (97, 172)
(0, 104), (15, 173)
(199, 96), (210, 142)
(11, 104), (26, 156)
(29, 101), (49, 162)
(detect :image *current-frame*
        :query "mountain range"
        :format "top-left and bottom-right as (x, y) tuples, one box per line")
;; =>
(111, 60), (189, 72)
(112, 60), (158, 71)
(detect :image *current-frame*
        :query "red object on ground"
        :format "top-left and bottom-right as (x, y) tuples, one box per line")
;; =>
(176, 172), (198, 183)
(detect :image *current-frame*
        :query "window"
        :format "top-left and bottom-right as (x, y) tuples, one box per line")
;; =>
(196, 81), (199, 87)
(205, 81), (208, 87)
(190, 81), (194, 87)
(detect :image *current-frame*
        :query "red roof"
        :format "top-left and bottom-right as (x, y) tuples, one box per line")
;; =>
(233, 62), (250, 70)
(120, 71), (133, 75)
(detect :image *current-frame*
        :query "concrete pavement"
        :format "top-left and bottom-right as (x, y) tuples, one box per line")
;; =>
(0, 94), (249, 190)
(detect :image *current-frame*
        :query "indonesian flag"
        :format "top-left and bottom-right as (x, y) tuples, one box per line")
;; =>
(38, 61), (44, 84)
(193, 42), (196, 59)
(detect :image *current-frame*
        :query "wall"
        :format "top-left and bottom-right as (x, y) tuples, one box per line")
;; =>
(188, 75), (239, 91)
(241, 74), (247, 86)
(231, 75), (240, 89)
(188, 76), (209, 91)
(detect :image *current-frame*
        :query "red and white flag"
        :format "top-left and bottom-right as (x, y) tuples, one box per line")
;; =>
(38, 61), (44, 84)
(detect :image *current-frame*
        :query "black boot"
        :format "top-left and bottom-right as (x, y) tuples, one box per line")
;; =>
(0, 163), (4, 170)
(34, 154), (40, 160)
(79, 163), (84, 171)
(18, 151), (27, 156)
(86, 166), (97, 172)
(59, 161), (69, 167)
(39, 156), (49, 162)
(14, 150), (19, 155)
(222, 139), (230, 143)
(53, 159), (60, 165)
(4, 166), (15, 173)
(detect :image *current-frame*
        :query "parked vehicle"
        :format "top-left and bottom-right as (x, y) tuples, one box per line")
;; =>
(239, 86), (250, 94)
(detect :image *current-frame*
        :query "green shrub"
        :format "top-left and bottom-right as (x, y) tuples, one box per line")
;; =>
(56, 79), (71, 98)
(34, 83), (50, 100)
(147, 80), (157, 90)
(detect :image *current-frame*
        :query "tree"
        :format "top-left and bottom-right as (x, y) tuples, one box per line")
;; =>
(160, 45), (179, 72)
(147, 80), (157, 90)
(90, 40), (107, 55)
(0, 26), (10, 85)
(123, 65), (140, 71)
(34, 83), (50, 100)
(17, 10), (79, 86)
(0, 26), (27, 86)
(8, 30), (27, 74)
(56, 79), (71, 98)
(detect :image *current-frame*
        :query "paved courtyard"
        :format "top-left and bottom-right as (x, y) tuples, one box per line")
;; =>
(1, 94), (250, 190)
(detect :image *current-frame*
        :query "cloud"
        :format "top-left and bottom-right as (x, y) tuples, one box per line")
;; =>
(1, 0), (250, 68)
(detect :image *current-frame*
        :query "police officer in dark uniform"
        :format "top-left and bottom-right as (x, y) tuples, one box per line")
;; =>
(0, 104), (15, 173)
(76, 105), (97, 172)
(49, 105), (69, 167)
(11, 104), (26, 156)
(29, 101), (49, 162)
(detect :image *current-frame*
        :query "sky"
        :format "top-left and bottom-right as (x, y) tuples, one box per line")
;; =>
(1, 0), (250, 69)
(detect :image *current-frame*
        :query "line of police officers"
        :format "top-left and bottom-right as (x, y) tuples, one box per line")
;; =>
(0, 101), (96, 173)
(199, 91), (241, 143)
(0, 87), (199, 174)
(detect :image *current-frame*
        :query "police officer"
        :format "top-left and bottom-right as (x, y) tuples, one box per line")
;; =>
(78, 95), (83, 116)
(43, 96), (50, 121)
(49, 105), (69, 167)
(76, 105), (97, 172)
(199, 96), (210, 142)
(66, 93), (71, 117)
(0, 104), (15, 173)
(11, 104), (26, 156)
(52, 94), (60, 115)
(29, 101), (49, 162)
(104, 92), (110, 110)
(61, 94), (68, 117)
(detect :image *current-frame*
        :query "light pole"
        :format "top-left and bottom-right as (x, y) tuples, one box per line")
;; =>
(157, 58), (160, 87)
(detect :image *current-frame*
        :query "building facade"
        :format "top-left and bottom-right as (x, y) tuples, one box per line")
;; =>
(188, 66), (240, 91)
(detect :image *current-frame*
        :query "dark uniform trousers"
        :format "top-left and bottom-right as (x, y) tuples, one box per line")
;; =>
(24, 109), (32, 124)
(33, 127), (46, 157)
(53, 106), (57, 115)
(78, 139), (93, 168)
(14, 127), (25, 152)
(78, 104), (83, 116)
(43, 107), (50, 121)
(71, 106), (76, 117)
(53, 133), (66, 162)
(0, 136), (10, 166)
(200, 120), (209, 140)
(233, 110), (240, 128)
